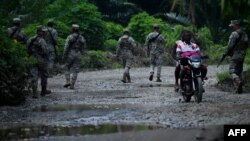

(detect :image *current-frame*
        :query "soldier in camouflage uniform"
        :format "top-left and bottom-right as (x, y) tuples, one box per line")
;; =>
(145, 24), (166, 82)
(116, 29), (136, 83)
(62, 24), (86, 89)
(7, 18), (27, 44)
(227, 20), (249, 94)
(27, 25), (51, 98)
(45, 19), (58, 77)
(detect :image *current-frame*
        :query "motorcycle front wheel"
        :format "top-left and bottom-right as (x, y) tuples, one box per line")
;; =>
(194, 77), (203, 103)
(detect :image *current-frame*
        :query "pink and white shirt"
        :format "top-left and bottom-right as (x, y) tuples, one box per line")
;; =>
(176, 40), (200, 57)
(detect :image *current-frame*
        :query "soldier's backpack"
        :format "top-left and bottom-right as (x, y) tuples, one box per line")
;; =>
(120, 36), (132, 50)
(27, 36), (38, 55)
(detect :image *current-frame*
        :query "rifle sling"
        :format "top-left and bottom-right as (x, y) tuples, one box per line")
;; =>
(47, 28), (56, 47)
(148, 33), (161, 43)
(69, 34), (80, 48)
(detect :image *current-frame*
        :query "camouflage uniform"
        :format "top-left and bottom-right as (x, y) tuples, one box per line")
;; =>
(27, 26), (50, 98)
(116, 32), (136, 83)
(227, 20), (249, 93)
(7, 18), (27, 44)
(145, 25), (165, 82)
(63, 24), (86, 89)
(45, 21), (58, 75)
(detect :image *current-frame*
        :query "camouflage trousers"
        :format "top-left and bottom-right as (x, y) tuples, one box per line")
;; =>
(64, 53), (81, 83)
(29, 64), (48, 96)
(48, 51), (56, 70)
(121, 56), (133, 75)
(150, 53), (163, 78)
(229, 59), (244, 82)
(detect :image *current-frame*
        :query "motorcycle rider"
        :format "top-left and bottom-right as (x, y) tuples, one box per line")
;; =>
(173, 30), (207, 92)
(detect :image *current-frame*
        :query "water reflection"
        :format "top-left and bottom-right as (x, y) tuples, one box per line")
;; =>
(0, 124), (162, 140)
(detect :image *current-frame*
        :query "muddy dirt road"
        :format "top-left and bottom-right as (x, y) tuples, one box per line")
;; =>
(0, 66), (250, 141)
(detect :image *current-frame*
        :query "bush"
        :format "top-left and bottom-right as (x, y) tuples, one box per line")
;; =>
(81, 50), (109, 69)
(245, 50), (250, 65)
(162, 24), (186, 48)
(104, 39), (117, 53)
(0, 29), (31, 106)
(127, 12), (170, 44)
(205, 44), (227, 64)
(46, 0), (106, 50)
(196, 27), (214, 50)
(216, 71), (230, 82)
(105, 22), (124, 40)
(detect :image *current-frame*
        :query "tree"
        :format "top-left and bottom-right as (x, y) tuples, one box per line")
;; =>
(46, 0), (107, 50)
(90, 0), (141, 25)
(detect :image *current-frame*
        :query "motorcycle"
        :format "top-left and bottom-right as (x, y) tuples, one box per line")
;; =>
(179, 53), (206, 103)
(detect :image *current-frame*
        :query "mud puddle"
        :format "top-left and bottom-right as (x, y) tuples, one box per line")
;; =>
(0, 124), (163, 140)
(32, 104), (121, 112)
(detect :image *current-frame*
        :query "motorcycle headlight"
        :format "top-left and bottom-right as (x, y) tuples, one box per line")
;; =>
(191, 62), (201, 68)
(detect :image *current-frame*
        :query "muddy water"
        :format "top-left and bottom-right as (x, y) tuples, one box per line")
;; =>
(0, 104), (163, 140)
(0, 124), (162, 140)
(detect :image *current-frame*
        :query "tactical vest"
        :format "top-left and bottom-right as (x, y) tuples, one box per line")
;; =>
(29, 38), (44, 57)
(231, 31), (249, 60)
(120, 37), (132, 51)
(69, 35), (83, 51)
(235, 32), (248, 50)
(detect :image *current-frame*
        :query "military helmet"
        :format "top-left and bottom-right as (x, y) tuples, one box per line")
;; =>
(123, 28), (130, 34)
(153, 24), (160, 29)
(37, 25), (47, 32)
(13, 18), (21, 24)
(48, 19), (54, 24)
(229, 20), (240, 27)
(47, 19), (54, 27)
(72, 24), (80, 30)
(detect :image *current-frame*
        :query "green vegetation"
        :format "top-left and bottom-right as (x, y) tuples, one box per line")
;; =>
(0, 29), (32, 105)
(216, 71), (231, 82)
(128, 12), (170, 44)
(81, 50), (109, 69)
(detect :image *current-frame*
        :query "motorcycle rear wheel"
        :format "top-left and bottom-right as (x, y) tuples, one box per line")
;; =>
(182, 82), (192, 102)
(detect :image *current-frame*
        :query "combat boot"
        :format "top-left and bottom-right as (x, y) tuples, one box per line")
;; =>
(41, 86), (51, 97)
(156, 77), (162, 82)
(236, 81), (243, 94)
(64, 79), (71, 88)
(70, 80), (75, 89)
(127, 73), (131, 83)
(233, 77), (239, 94)
(149, 72), (154, 81)
(121, 73), (127, 83)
